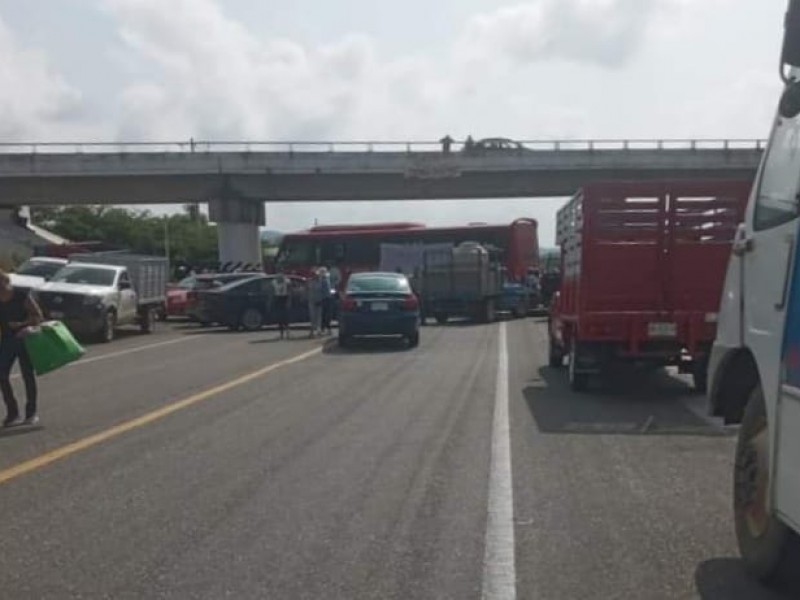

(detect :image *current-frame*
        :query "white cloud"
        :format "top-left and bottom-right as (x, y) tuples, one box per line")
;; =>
(0, 15), (86, 140)
(457, 0), (665, 69)
(103, 0), (678, 142)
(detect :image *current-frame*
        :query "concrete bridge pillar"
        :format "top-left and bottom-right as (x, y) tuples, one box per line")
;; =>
(208, 197), (265, 268)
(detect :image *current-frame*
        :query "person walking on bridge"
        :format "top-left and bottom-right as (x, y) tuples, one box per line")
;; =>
(0, 270), (43, 427)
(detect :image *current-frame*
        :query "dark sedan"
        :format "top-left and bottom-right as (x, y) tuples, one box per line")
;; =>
(194, 275), (310, 331)
(338, 272), (420, 348)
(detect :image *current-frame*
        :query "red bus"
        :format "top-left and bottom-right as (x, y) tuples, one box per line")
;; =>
(275, 219), (539, 286)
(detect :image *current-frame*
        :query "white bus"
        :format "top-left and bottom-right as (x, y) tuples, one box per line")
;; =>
(708, 0), (800, 585)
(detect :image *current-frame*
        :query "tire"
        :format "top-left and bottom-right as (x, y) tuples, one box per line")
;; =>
(568, 344), (589, 392)
(240, 308), (265, 332)
(482, 299), (496, 324)
(408, 331), (420, 348)
(140, 307), (155, 334)
(338, 333), (350, 348)
(435, 313), (449, 325)
(513, 299), (528, 319)
(549, 342), (564, 369)
(734, 386), (800, 585)
(693, 363), (709, 394)
(99, 311), (116, 344)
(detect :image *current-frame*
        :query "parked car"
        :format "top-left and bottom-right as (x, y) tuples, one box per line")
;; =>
(338, 272), (420, 348)
(165, 272), (255, 320)
(36, 253), (168, 343)
(10, 257), (68, 293)
(194, 274), (310, 331)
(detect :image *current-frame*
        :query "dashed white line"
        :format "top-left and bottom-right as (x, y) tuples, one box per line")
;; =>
(482, 321), (517, 600)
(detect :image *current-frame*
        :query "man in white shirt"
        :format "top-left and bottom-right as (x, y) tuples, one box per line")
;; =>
(272, 273), (291, 339)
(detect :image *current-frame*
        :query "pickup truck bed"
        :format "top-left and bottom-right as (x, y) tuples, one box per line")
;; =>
(549, 180), (751, 391)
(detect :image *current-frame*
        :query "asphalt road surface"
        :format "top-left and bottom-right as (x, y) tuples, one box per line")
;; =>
(0, 319), (794, 599)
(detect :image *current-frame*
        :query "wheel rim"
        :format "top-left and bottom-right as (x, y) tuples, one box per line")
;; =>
(242, 310), (262, 330)
(736, 418), (770, 539)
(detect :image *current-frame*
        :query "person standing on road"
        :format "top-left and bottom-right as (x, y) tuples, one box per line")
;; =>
(319, 267), (334, 335)
(272, 271), (291, 339)
(307, 269), (323, 337)
(0, 270), (43, 427)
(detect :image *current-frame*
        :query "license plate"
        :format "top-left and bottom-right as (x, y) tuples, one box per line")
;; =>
(648, 322), (677, 337)
(49, 310), (64, 319)
(371, 302), (389, 312)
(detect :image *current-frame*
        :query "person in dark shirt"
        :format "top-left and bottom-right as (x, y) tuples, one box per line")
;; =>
(0, 269), (43, 427)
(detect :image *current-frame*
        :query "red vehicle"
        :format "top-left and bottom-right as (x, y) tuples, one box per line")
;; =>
(548, 180), (751, 392)
(164, 273), (258, 320)
(275, 219), (539, 286)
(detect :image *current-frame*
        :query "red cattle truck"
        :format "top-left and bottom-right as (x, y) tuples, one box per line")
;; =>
(548, 180), (751, 392)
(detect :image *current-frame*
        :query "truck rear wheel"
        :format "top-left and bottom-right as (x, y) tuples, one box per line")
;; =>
(692, 361), (709, 394)
(512, 299), (527, 319)
(140, 307), (155, 334)
(734, 386), (800, 585)
(549, 341), (564, 369)
(568, 344), (589, 392)
(482, 299), (496, 324)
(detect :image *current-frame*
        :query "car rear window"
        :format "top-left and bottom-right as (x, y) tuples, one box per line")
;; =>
(347, 275), (410, 293)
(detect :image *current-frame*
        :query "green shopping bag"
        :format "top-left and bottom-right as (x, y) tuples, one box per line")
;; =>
(22, 321), (85, 376)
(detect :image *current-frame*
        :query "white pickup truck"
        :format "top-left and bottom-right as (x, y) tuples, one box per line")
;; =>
(707, 1), (800, 586)
(35, 253), (168, 343)
(9, 257), (67, 293)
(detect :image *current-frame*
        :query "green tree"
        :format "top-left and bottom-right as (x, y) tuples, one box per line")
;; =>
(31, 206), (219, 267)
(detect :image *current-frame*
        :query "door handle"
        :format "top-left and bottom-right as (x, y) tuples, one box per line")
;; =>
(776, 235), (796, 311)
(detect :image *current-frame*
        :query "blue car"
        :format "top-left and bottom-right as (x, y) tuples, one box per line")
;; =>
(338, 272), (420, 348)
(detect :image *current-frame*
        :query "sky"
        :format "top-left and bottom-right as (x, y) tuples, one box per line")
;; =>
(0, 0), (787, 246)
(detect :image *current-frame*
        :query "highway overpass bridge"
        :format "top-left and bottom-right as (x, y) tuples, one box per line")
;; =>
(0, 139), (764, 264)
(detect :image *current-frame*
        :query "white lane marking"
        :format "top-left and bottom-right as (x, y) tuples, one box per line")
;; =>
(482, 321), (517, 600)
(10, 335), (205, 379)
(73, 335), (207, 367)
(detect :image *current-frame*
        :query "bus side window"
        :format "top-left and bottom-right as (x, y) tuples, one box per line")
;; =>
(754, 115), (800, 230)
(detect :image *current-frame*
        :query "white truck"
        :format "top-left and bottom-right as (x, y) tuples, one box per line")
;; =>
(9, 257), (68, 293)
(707, 1), (800, 585)
(35, 252), (168, 343)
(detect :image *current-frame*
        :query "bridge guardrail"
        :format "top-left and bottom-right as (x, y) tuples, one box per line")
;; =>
(0, 139), (767, 154)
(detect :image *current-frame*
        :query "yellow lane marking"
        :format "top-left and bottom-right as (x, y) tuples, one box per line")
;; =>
(0, 346), (322, 486)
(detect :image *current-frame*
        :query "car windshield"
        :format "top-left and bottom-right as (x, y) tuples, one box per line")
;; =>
(347, 274), (410, 293)
(50, 266), (116, 286)
(16, 260), (64, 279)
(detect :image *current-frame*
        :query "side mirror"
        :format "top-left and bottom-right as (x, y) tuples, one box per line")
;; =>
(780, 80), (800, 119)
(783, 1), (800, 71)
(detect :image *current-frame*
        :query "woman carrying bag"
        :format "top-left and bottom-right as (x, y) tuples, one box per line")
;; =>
(0, 269), (43, 427)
